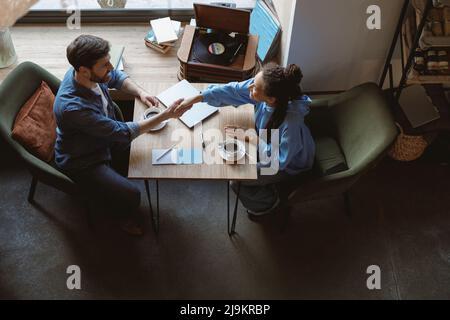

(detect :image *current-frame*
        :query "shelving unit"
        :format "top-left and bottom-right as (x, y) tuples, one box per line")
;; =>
(401, 0), (450, 84)
(380, 0), (450, 135)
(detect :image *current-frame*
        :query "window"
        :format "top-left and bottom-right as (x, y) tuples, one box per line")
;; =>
(24, 0), (256, 23)
(30, 0), (255, 10)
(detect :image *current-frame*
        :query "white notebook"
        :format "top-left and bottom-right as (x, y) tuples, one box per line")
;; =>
(150, 17), (178, 44)
(157, 80), (219, 129)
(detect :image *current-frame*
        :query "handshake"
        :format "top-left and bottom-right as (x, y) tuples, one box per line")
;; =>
(138, 94), (203, 134)
(161, 97), (193, 120)
(159, 94), (204, 120)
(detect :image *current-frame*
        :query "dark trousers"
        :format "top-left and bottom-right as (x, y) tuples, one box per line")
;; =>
(67, 146), (141, 218)
(231, 171), (291, 213)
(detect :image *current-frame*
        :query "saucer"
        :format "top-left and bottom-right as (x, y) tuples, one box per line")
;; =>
(142, 107), (168, 132)
(218, 139), (246, 163)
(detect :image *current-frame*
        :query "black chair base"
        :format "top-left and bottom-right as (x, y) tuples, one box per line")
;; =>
(27, 176), (94, 230)
(27, 176), (38, 203)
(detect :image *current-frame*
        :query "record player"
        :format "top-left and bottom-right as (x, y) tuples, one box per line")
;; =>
(177, 3), (258, 83)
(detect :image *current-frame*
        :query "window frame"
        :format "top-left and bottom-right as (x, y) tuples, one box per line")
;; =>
(18, 9), (196, 24)
(18, 2), (256, 24)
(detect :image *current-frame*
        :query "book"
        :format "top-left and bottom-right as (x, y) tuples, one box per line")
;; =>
(144, 20), (181, 53)
(399, 85), (440, 128)
(144, 29), (171, 54)
(144, 39), (171, 54)
(250, 0), (281, 62)
(155, 20), (181, 47)
(150, 17), (178, 45)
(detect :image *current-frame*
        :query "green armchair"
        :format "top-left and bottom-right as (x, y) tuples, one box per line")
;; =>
(279, 83), (398, 222)
(0, 61), (124, 208)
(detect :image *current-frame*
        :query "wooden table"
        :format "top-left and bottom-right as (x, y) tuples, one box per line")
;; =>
(128, 83), (258, 234)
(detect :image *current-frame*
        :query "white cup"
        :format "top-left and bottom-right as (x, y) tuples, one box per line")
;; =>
(143, 107), (161, 120)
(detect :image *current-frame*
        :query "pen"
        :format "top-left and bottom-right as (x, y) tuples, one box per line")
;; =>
(156, 141), (178, 161)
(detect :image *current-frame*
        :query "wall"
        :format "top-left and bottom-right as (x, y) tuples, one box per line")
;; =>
(273, 0), (404, 92)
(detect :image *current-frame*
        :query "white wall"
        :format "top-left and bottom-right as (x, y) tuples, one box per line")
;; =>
(275, 0), (404, 91)
(272, 0), (297, 67)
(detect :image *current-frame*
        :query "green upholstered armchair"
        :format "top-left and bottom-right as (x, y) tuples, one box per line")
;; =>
(279, 83), (398, 220)
(0, 61), (124, 206)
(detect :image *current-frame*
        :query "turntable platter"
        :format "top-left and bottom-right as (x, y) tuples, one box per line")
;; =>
(192, 32), (246, 66)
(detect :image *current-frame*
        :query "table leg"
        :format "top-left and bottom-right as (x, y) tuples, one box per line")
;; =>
(144, 180), (153, 218)
(155, 179), (160, 234)
(227, 181), (230, 235)
(228, 181), (241, 236)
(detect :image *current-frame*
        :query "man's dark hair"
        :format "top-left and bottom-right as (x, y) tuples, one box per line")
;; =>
(66, 35), (110, 71)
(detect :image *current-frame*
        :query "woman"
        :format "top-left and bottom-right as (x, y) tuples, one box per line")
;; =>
(180, 63), (315, 218)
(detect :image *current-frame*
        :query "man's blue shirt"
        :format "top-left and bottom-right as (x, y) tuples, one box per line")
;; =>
(53, 68), (140, 172)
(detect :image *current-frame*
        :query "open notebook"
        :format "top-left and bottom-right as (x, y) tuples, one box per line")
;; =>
(157, 80), (218, 129)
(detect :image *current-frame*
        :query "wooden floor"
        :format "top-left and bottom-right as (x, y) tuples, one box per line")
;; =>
(1, 24), (185, 89)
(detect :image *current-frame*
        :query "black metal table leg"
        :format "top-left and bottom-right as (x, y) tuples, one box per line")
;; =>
(227, 181), (230, 235)
(144, 179), (153, 217)
(228, 181), (241, 236)
(155, 179), (160, 234)
(28, 176), (38, 203)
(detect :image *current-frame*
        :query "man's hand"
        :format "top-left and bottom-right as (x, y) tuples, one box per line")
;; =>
(162, 98), (194, 119)
(139, 90), (159, 108)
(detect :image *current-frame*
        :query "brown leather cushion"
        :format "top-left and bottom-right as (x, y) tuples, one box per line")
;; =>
(12, 81), (56, 162)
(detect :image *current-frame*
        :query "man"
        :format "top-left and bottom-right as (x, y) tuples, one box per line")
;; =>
(54, 35), (192, 235)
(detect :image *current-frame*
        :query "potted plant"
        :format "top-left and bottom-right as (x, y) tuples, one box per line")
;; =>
(97, 0), (128, 8)
(0, 0), (39, 68)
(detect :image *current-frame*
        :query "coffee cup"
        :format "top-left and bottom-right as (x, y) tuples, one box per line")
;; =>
(225, 140), (239, 157)
(143, 107), (161, 120)
(219, 139), (244, 162)
(142, 107), (168, 132)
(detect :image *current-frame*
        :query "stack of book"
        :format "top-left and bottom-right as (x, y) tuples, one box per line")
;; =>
(249, 0), (281, 63)
(144, 17), (181, 54)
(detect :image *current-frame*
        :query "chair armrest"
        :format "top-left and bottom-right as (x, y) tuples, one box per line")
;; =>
(13, 143), (77, 194)
(310, 97), (331, 109)
(112, 102), (125, 122)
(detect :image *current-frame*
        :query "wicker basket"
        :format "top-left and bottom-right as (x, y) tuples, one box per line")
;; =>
(388, 123), (429, 161)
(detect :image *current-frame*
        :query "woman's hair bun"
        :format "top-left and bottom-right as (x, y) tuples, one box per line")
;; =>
(285, 64), (303, 84)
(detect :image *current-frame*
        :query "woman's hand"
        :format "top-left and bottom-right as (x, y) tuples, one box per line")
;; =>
(176, 94), (203, 111)
(225, 125), (258, 143)
(162, 98), (193, 119)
